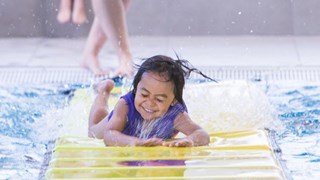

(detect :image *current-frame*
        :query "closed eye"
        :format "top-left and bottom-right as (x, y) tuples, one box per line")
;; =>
(141, 93), (148, 98)
(156, 98), (164, 103)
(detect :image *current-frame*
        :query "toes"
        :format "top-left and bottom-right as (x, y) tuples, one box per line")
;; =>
(93, 79), (114, 94)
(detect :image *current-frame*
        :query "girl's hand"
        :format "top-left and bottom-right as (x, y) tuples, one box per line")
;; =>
(162, 138), (194, 147)
(136, 137), (164, 146)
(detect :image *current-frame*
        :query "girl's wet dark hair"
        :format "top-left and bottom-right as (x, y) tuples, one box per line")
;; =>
(132, 55), (215, 104)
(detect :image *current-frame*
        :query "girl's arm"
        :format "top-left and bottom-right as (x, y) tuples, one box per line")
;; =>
(163, 112), (210, 147)
(103, 99), (163, 146)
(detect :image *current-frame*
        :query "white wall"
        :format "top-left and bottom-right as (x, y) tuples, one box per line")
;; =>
(1, 0), (320, 37)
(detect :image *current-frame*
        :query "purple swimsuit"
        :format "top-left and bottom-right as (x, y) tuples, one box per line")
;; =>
(108, 91), (187, 139)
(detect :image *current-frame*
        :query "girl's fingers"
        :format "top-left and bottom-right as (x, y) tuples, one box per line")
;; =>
(163, 139), (194, 147)
(142, 138), (163, 146)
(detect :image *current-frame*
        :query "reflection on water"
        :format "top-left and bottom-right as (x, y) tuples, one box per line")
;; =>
(0, 81), (320, 179)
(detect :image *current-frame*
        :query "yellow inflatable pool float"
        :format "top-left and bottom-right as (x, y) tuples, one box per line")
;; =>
(45, 130), (287, 179)
(44, 81), (288, 179)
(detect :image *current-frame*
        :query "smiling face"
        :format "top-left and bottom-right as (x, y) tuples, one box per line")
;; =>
(134, 72), (176, 120)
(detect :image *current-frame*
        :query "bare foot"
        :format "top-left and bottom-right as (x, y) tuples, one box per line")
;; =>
(81, 54), (110, 76)
(94, 79), (115, 95)
(113, 54), (134, 77)
(72, 9), (87, 25)
(113, 62), (134, 77)
(57, 9), (71, 24)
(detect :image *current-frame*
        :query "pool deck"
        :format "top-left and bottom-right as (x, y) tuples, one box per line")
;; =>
(1, 36), (320, 69)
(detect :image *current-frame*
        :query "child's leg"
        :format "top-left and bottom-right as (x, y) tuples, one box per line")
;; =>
(122, 0), (131, 11)
(81, 17), (108, 76)
(57, 0), (72, 24)
(72, 0), (88, 24)
(88, 79), (114, 138)
(91, 0), (133, 77)
(112, 0), (132, 77)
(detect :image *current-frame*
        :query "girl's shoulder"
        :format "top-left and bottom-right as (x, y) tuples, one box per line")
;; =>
(119, 91), (136, 116)
(173, 100), (188, 112)
(120, 91), (134, 103)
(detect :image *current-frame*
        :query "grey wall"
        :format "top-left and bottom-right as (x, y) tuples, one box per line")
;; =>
(1, 0), (320, 37)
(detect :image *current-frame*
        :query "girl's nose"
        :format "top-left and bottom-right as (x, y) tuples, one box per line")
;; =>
(146, 97), (156, 107)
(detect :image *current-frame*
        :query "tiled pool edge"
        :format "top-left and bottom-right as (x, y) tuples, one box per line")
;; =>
(1, 66), (320, 84)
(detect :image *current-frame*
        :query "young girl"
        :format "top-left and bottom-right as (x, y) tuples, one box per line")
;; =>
(88, 55), (212, 147)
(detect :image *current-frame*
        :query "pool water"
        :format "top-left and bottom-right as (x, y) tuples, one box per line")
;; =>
(262, 82), (320, 179)
(0, 81), (320, 179)
(0, 84), (83, 179)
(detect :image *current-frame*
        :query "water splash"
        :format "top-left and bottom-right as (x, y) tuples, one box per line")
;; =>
(184, 80), (279, 133)
(0, 84), (74, 179)
(138, 118), (161, 139)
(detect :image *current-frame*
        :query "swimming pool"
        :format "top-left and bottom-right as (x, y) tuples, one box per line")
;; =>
(0, 80), (319, 179)
(261, 82), (320, 179)
(0, 84), (81, 179)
